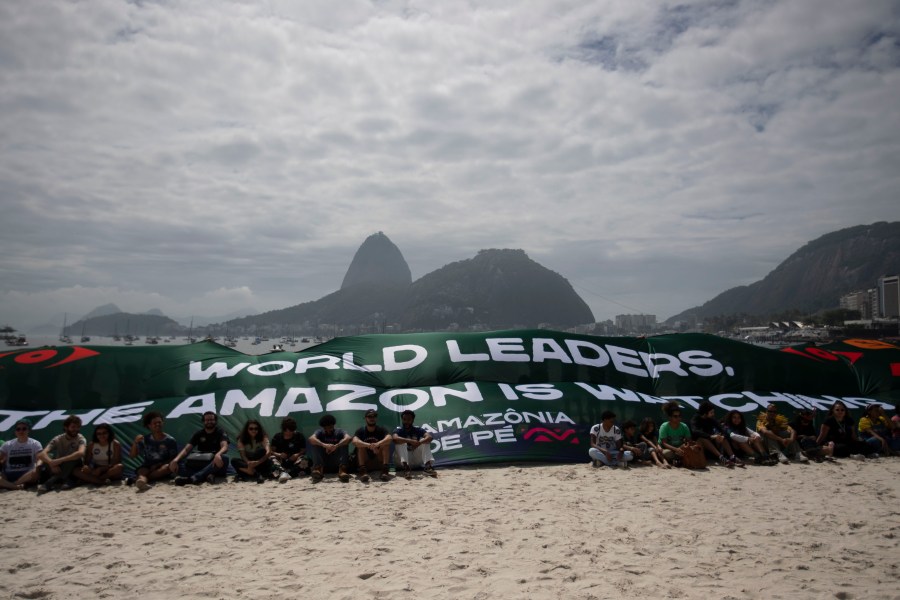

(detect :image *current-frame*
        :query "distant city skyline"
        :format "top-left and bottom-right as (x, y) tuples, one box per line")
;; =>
(2, 1), (899, 330)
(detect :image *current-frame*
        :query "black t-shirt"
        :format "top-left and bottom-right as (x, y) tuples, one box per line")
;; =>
(271, 432), (306, 456)
(822, 416), (855, 444)
(189, 427), (229, 453)
(353, 425), (389, 444)
(789, 418), (817, 438)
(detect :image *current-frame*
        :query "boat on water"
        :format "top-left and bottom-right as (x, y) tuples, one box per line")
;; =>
(59, 314), (73, 344)
(80, 321), (90, 343)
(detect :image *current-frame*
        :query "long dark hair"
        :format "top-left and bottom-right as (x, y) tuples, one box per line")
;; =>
(723, 410), (749, 434)
(239, 419), (267, 445)
(828, 400), (854, 424)
(92, 424), (116, 444)
(639, 417), (657, 437)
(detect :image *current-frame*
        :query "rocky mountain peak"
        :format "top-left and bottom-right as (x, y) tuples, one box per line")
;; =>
(340, 232), (412, 290)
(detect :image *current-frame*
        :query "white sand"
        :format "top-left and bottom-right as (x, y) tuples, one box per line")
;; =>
(2, 459), (898, 600)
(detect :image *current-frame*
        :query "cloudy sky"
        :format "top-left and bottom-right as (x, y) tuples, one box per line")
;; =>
(1, 0), (899, 329)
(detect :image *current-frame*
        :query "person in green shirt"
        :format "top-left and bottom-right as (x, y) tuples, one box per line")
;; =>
(658, 403), (691, 467)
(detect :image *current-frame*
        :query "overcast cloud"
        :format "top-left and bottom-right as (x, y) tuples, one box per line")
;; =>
(1, 0), (899, 329)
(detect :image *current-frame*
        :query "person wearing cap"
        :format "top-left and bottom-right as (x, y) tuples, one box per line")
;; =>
(37, 415), (88, 492)
(307, 413), (352, 482)
(0, 419), (43, 490)
(352, 409), (393, 482)
(392, 409), (437, 478)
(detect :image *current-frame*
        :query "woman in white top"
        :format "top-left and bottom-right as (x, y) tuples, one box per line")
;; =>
(76, 424), (124, 484)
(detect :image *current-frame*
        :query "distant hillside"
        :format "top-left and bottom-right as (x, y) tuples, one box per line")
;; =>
(667, 221), (900, 322)
(402, 249), (594, 330)
(226, 236), (594, 332)
(69, 312), (183, 337)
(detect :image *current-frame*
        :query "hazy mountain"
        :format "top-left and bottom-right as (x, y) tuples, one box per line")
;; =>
(340, 231), (412, 289)
(402, 249), (594, 329)
(80, 303), (122, 321)
(227, 239), (594, 332)
(70, 312), (182, 337)
(667, 221), (900, 322)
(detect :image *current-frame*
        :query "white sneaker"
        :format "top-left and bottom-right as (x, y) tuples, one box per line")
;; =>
(777, 452), (790, 464)
(793, 454), (809, 464)
(849, 454), (865, 461)
(135, 478), (150, 491)
(278, 472), (291, 483)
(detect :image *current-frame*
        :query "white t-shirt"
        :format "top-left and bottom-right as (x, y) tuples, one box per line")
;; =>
(590, 423), (621, 451)
(0, 438), (43, 476)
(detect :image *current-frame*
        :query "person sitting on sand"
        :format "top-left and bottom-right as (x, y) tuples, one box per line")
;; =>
(621, 420), (659, 467)
(788, 408), (832, 462)
(858, 404), (898, 456)
(233, 419), (274, 483)
(588, 410), (633, 468)
(690, 401), (740, 467)
(755, 404), (808, 464)
(0, 419), (43, 490)
(308, 413), (351, 483)
(37, 415), (87, 493)
(658, 403), (691, 467)
(129, 411), (178, 492)
(171, 411), (231, 486)
(270, 417), (308, 483)
(816, 401), (875, 459)
(352, 409), (393, 482)
(76, 424), (124, 485)
(723, 409), (774, 465)
(638, 418), (671, 468)
(392, 409), (437, 479)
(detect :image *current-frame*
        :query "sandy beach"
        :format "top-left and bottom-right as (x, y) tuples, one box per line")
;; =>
(1, 459), (898, 600)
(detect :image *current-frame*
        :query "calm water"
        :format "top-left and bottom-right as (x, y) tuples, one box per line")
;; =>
(14, 334), (322, 356)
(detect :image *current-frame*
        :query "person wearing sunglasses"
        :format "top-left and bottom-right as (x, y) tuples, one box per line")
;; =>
(76, 424), (124, 485)
(658, 402), (691, 466)
(233, 419), (274, 483)
(0, 419), (43, 490)
(816, 401), (875, 459)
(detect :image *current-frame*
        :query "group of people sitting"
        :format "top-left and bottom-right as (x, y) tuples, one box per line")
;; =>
(588, 400), (899, 469)
(0, 408), (438, 493)
(3, 400), (897, 491)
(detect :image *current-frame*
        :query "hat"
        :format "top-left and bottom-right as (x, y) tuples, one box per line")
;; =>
(14, 418), (32, 429)
(364, 409), (378, 417)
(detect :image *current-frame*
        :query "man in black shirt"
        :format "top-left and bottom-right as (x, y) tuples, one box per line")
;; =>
(308, 413), (351, 482)
(270, 417), (308, 482)
(351, 409), (392, 482)
(171, 411), (230, 485)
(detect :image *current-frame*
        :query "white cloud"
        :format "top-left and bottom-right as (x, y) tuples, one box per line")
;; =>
(1, 0), (899, 328)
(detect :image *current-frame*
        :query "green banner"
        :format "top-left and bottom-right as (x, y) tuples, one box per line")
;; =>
(1, 331), (898, 467)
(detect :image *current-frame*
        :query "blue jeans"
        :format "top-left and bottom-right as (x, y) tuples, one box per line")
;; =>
(309, 445), (349, 473)
(183, 455), (230, 481)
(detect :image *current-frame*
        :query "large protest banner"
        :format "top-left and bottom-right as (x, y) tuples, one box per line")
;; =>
(1, 332), (898, 468)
